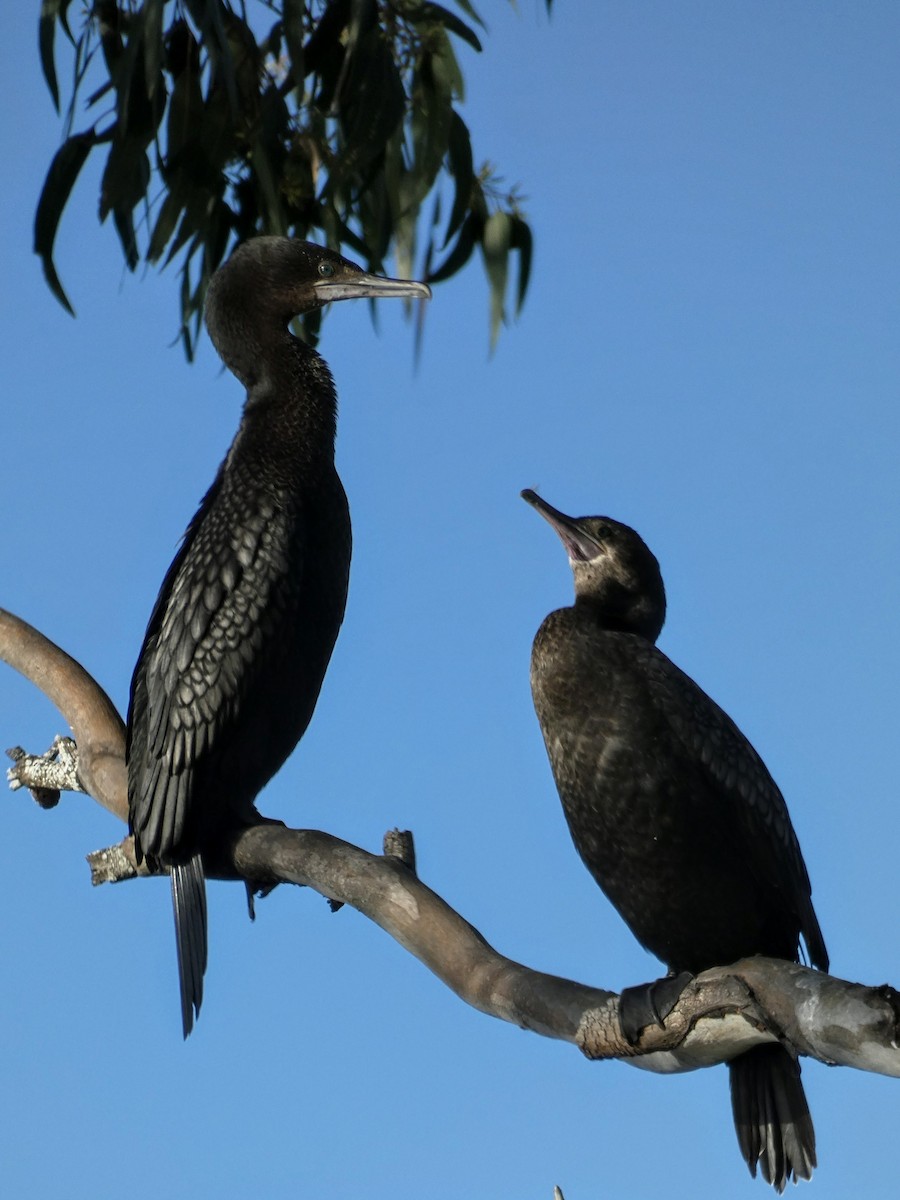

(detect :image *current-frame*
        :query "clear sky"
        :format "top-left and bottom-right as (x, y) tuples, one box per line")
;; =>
(2, 4), (898, 1198)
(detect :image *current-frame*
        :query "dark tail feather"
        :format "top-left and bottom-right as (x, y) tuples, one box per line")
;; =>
(170, 854), (208, 1038)
(729, 1044), (816, 1192)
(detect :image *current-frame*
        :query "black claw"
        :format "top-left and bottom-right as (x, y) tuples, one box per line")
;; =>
(245, 880), (280, 921)
(619, 971), (693, 1042)
(651, 970), (694, 1025)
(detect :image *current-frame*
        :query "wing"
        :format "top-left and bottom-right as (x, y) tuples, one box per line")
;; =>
(633, 636), (828, 970)
(126, 466), (302, 861)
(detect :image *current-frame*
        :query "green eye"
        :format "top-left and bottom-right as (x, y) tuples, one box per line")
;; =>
(318, 261), (335, 278)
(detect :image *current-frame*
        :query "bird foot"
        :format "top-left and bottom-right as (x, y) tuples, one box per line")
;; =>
(245, 880), (280, 921)
(618, 971), (693, 1043)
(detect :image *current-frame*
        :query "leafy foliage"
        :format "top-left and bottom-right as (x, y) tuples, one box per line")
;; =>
(36, 0), (547, 352)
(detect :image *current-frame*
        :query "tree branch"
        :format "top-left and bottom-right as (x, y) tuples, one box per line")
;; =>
(3, 605), (899, 1078)
(1, 608), (126, 820)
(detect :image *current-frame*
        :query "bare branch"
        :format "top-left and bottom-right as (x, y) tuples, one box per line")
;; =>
(7, 735), (81, 806)
(86, 834), (148, 885)
(4, 605), (899, 1081)
(80, 821), (900, 1078)
(0, 608), (126, 820)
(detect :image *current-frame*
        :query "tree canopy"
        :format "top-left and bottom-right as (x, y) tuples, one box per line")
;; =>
(36, 0), (547, 352)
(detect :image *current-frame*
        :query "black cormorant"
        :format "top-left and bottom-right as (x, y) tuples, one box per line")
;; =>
(522, 488), (828, 1191)
(127, 238), (430, 1037)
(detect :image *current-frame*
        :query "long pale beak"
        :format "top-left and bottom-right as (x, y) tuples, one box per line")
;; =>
(521, 489), (604, 563)
(313, 272), (432, 303)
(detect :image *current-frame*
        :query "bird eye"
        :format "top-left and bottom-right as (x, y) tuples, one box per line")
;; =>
(318, 262), (335, 278)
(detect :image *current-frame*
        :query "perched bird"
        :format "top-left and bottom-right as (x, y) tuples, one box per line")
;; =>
(522, 488), (828, 1191)
(127, 238), (430, 1037)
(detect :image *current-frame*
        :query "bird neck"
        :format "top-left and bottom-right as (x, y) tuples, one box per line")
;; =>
(226, 337), (339, 475)
(573, 593), (663, 643)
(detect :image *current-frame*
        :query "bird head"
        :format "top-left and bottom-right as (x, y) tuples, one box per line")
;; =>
(208, 237), (431, 322)
(204, 237), (431, 386)
(521, 489), (666, 642)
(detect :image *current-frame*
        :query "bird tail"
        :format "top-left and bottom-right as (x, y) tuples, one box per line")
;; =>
(729, 1044), (816, 1192)
(170, 853), (208, 1038)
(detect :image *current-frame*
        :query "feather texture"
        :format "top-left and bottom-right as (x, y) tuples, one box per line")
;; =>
(524, 493), (828, 1187)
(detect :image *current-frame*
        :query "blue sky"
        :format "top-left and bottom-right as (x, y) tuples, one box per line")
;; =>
(2, 3), (898, 1197)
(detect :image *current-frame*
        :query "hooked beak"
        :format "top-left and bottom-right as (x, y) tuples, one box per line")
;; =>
(313, 272), (432, 304)
(521, 489), (604, 563)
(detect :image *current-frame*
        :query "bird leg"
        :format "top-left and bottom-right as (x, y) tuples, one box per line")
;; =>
(618, 970), (694, 1044)
(245, 879), (280, 920)
(234, 815), (290, 920)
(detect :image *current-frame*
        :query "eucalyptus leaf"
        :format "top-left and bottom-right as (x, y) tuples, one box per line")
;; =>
(448, 0), (486, 31)
(444, 111), (474, 245)
(428, 212), (479, 284)
(409, 3), (482, 54)
(142, 0), (165, 104)
(39, 0), (62, 112)
(281, 0), (307, 83)
(34, 0), (539, 354)
(147, 185), (186, 263)
(112, 206), (139, 271)
(100, 137), (150, 222)
(337, 27), (406, 178)
(34, 129), (96, 314)
(510, 215), (532, 315)
(482, 209), (512, 350)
